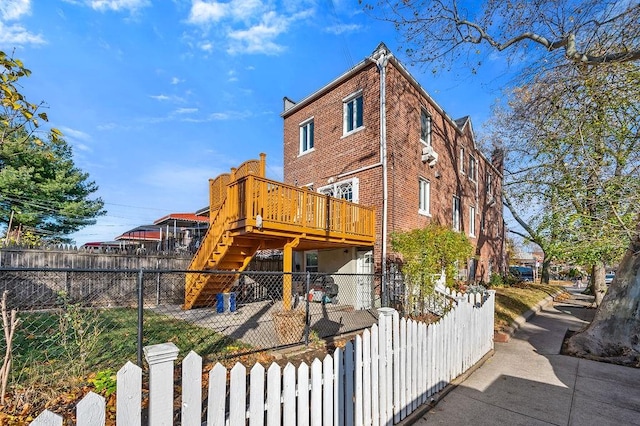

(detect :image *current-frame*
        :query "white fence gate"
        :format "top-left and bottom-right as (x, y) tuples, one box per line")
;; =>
(32, 289), (495, 425)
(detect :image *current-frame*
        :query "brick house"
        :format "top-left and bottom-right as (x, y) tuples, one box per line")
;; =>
(281, 43), (505, 283)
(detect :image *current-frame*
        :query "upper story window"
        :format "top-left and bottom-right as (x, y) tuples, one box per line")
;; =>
(459, 147), (466, 174)
(419, 178), (431, 216)
(469, 205), (476, 237)
(453, 195), (461, 232)
(299, 118), (314, 154)
(486, 171), (494, 195)
(420, 108), (432, 146)
(343, 91), (363, 135)
(318, 177), (359, 203)
(468, 154), (477, 181)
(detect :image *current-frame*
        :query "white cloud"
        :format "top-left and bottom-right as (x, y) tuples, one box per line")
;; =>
(170, 77), (183, 85)
(150, 94), (171, 101)
(324, 23), (361, 35)
(0, 21), (45, 45)
(59, 126), (92, 141)
(186, 0), (315, 56)
(199, 40), (213, 52)
(188, 0), (228, 24)
(150, 94), (189, 104)
(174, 107), (198, 114)
(89, 0), (150, 12)
(0, 0), (30, 20)
(227, 11), (289, 55)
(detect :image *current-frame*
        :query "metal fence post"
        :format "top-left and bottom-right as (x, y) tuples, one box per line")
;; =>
(304, 271), (311, 346)
(137, 269), (144, 366)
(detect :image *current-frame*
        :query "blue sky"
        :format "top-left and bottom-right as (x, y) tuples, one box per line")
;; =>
(0, 0), (509, 245)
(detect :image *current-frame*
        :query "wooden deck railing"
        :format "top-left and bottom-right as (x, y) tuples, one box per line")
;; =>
(227, 175), (376, 243)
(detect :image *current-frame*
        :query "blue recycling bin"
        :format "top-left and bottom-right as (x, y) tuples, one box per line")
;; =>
(216, 293), (224, 313)
(229, 292), (237, 312)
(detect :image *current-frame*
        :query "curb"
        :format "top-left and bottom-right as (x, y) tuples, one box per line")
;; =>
(494, 290), (566, 343)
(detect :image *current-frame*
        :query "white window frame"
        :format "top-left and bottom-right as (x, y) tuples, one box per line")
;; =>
(299, 117), (314, 155)
(453, 195), (461, 232)
(459, 147), (466, 174)
(318, 177), (359, 203)
(486, 171), (493, 195)
(343, 91), (364, 136)
(468, 153), (477, 182)
(419, 178), (431, 216)
(420, 108), (432, 146)
(469, 205), (476, 237)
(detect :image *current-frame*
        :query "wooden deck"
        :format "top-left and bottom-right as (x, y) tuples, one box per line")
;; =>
(185, 154), (376, 309)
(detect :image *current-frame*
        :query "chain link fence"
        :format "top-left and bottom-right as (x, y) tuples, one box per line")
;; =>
(0, 266), (455, 408)
(0, 268), (390, 387)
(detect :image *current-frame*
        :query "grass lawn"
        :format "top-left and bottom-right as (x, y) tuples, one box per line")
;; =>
(11, 307), (247, 389)
(493, 282), (569, 332)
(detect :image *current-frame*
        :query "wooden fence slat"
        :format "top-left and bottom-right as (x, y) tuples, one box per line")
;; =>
(333, 347), (342, 426)
(370, 324), (379, 426)
(362, 329), (372, 426)
(267, 362), (282, 426)
(77, 391), (105, 426)
(400, 318), (407, 420)
(311, 359), (323, 426)
(117, 361), (141, 426)
(354, 335), (363, 426)
(411, 320), (418, 411)
(208, 363), (227, 426)
(297, 362), (310, 426)
(283, 363), (296, 426)
(250, 363), (266, 426)
(377, 314), (387, 426)
(230, 363), (247, 425)
(344, 342), (354, 426)
(323, 355), (334, 426)
(30, 410), (63, 426)
(181, 351), (202, 426)
(392, 309), (400, 424)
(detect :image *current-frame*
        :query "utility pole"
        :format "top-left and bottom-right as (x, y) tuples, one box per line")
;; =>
(5, 209), (14, 244)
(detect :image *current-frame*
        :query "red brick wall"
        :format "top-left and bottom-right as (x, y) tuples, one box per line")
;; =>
(283, 60), (505, 281)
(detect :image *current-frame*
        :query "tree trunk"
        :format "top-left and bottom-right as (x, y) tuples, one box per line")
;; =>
(565, 222), (640, 367)
(590, 262), (607, 307)
(541, 256), (551, 284)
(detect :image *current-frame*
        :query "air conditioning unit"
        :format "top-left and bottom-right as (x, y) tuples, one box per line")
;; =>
(421, 145), (439, 166)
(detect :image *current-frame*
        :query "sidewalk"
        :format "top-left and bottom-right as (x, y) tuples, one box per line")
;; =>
(414, 287), (640, 425)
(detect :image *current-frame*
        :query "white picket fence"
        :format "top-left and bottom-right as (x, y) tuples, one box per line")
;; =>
(31, 289), (495, 425)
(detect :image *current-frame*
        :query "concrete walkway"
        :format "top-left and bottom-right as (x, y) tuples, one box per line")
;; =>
(415, 287), (640, 426)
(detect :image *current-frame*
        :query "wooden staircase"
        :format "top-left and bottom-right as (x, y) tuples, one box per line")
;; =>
(184, 153), (376, 310)
(184, 156), (265, 309)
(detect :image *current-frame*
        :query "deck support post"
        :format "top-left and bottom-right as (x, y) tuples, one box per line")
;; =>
(283, 237), (301, 310)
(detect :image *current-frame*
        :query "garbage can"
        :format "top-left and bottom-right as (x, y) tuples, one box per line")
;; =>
(229, 292), (237, 312)
(216, 293), (225, 313)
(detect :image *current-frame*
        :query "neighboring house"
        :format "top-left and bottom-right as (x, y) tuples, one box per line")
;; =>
(281, 43), (505, 283)
(115, 213), (209, 253)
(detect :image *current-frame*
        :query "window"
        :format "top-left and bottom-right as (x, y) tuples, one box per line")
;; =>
(420, 108), (431, 146)
(486, 171), (493, 195)
(469, 205), (476, 237)
(453, 196), (461, 231)
(419, 178), (430, 215)
(343, 92), (363, 135)
(305, 251), (318, 273)
(460, 147), (466, 174)
(468, 154), (477, 181)
(318, 177), (359, 203)
(299, 118), (314, 154)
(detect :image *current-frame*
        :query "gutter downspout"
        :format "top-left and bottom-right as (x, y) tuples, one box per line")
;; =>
(374, 47), (391, 305)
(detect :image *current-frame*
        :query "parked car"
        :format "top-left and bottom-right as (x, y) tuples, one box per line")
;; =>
(509, 266), (535, 282)
(605, 272), (615, 285)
